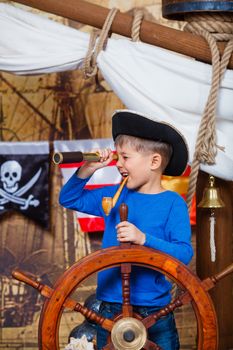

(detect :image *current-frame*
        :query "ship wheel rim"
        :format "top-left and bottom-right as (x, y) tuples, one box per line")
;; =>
(39, 245), (218, 350)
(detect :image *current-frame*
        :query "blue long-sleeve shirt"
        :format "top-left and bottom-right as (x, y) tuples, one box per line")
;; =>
(59, 172), (193, 306)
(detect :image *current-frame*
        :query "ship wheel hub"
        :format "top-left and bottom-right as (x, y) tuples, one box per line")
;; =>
(111, 317), (147, 350)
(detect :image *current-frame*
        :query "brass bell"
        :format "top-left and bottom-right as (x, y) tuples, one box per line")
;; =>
(198, 175), (225, 209)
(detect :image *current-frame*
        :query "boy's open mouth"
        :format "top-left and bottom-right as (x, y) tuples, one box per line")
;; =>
(121, 172), (129, 178)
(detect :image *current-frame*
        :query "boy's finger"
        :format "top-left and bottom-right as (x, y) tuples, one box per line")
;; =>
(116, 221), (128, 228)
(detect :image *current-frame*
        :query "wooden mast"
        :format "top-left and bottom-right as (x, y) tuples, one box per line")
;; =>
(12, 0), (233, 69)
(196, 172), (233, 349)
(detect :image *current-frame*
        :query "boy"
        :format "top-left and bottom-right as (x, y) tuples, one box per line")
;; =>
(59, 110), (193, 350)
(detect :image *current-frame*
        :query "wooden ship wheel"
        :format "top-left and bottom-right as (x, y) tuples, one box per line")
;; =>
(12, 203), (233, 350)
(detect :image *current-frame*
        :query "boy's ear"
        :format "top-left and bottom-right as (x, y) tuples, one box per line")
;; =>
(151, 153), (162, 170)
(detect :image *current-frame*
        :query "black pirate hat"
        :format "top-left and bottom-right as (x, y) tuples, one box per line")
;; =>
(112, 110), (188, 176)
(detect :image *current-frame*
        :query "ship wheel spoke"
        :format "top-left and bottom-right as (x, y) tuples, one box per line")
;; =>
(120, 261), (133, 317)
(11, 269), (114, 332)
(119, 204), (134, 317)
(102, 342), (115, 350)
(72, 303), (114, 331)
(142, 292), (189, 329)
(143, 339), (163, 350)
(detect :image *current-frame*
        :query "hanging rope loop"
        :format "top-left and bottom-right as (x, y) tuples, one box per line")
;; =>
(82, 8), (118, 79)
(184, 13), (233, 210)
(131, 8), (144, 42)
(82, 29), (100, 79)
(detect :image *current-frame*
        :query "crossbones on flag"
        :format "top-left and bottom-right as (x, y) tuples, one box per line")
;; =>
(55, 139), (195, 233)
(0, 142), (50, 228)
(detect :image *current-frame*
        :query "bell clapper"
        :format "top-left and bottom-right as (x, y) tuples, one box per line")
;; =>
(209, 209), (216, 262)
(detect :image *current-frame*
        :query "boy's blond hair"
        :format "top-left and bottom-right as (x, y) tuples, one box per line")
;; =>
(115, 134), (173, 173)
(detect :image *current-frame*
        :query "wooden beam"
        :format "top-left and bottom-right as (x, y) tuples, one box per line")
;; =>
(12, 0), (233, 69)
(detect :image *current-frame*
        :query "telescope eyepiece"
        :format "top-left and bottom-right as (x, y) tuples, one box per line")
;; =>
(53, 152), (63, 164)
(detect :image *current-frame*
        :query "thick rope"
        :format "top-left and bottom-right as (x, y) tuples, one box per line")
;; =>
(82, 30), (100, 78)
(185, 13), (233, 41)
(184, 14), (233, 210)
(131, 8), (144, 42)
(82, 8), (118, 79)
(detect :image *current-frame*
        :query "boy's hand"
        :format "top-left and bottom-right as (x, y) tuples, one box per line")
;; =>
(116, 221), (146, 245)
(78, 148), (114, 178)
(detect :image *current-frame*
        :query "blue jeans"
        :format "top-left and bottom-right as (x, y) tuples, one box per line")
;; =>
(96, 302), (180, 350)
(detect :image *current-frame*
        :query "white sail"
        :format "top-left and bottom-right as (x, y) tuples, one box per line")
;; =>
(0, 3), (232, 180)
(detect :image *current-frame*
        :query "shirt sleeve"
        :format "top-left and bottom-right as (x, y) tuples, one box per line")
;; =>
(59, 171), (110, 217)
(144, 196), (193, 265)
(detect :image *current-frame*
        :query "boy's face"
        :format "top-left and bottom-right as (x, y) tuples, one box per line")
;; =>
(116, 142), (160, 193)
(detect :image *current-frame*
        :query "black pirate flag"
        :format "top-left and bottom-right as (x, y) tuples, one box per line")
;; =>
(0, 142), (50, 228)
